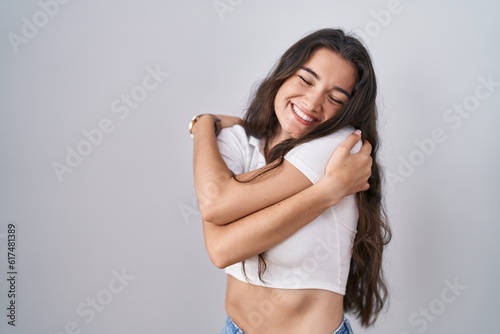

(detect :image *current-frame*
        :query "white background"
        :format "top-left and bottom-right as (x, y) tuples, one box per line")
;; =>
(1, 0), (499, 333)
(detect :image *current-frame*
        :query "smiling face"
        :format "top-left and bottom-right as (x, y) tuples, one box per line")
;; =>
(271, 48), (357, 145)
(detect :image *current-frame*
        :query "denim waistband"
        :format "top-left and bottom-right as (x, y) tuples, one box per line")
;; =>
(221, 316), (244, 334)
(221, 316), (354, 334)
(334, 316), (354, 334)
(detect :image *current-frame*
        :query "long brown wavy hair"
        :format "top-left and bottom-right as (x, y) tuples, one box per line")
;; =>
(240, 28), (392, 327)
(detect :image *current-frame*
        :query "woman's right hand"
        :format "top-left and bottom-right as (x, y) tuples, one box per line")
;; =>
(322, 130), (373, 198)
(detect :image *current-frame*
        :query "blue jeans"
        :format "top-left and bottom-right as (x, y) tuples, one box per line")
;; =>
(221, 316), (354, 334)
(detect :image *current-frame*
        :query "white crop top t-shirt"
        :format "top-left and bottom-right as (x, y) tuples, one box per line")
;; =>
(217, 125), (361, 295)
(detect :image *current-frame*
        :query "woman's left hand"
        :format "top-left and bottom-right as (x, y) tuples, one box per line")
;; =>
(214, 114), (244, 128)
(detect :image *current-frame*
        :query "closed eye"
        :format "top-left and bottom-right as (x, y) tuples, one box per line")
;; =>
(298, 75), (312, 86)
(328, 95), (344, 105)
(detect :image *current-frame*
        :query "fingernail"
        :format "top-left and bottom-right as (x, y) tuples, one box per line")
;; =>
(354, 129), (362, 135)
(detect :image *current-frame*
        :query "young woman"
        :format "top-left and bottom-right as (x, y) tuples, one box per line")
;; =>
(190, 28), (391, 334)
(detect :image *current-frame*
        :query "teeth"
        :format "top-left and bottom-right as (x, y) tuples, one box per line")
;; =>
(292, 104), (315, 123)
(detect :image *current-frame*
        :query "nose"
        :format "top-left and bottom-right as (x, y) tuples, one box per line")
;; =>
(303, 89), (323, 112)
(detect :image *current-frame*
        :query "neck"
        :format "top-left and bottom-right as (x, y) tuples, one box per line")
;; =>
(265, 129), (289, 160)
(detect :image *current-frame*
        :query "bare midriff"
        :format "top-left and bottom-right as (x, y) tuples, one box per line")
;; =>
(225, 274), (344, 334)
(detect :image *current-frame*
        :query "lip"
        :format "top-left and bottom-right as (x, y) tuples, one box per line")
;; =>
(290, 103), (319, 125)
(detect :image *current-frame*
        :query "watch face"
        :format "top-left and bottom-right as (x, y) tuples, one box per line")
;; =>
(189, 116), (197, 136)
(189, 114), (220, 137)
(189, 114), (205, 137)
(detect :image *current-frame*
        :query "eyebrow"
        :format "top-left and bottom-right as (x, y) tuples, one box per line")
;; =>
(299, 66), (352, 99)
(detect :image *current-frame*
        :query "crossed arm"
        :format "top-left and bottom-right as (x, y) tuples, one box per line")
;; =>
(191, 114), (372, 268)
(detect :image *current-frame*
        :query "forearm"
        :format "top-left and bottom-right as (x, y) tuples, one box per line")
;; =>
(202, 177), (339, 269)
(192, 115), (234, 219)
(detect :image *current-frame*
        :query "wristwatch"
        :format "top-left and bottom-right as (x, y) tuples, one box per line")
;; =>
(189, 114), (222, 138)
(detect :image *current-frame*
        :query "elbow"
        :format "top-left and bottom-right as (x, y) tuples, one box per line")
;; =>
(198, 198), (227, 226)
(206, 243), (232, 269)
(196, 177), (236, 225)
(210, 255), (229, 270)
(199, 202), (218, 225)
